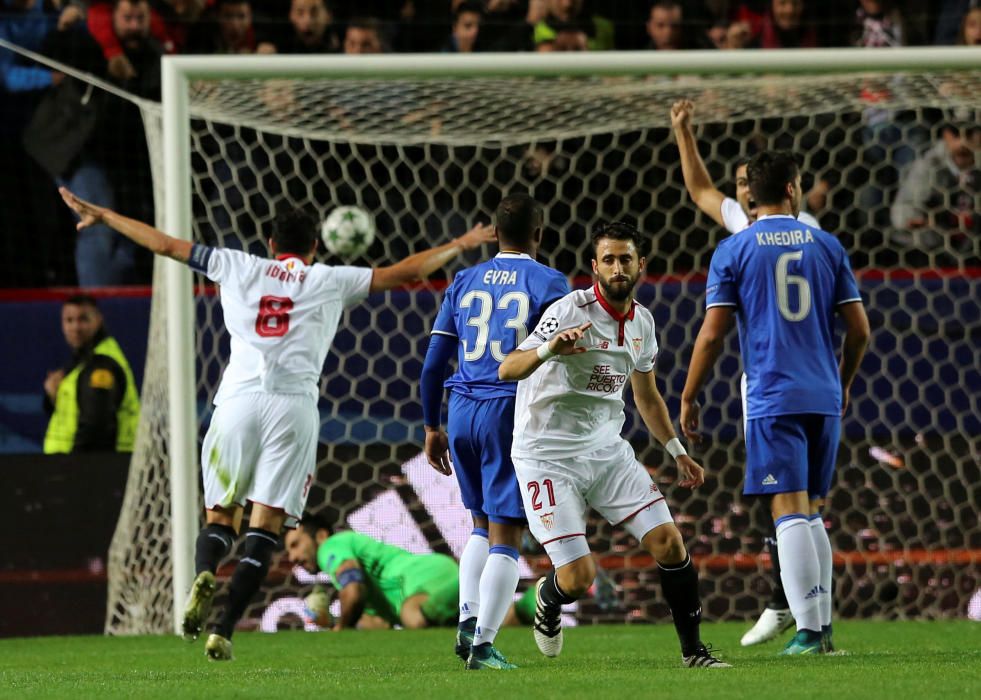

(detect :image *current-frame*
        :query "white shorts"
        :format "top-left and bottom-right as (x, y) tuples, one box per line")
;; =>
(201, 392), (319, 521)
(513, 439), (674, 568)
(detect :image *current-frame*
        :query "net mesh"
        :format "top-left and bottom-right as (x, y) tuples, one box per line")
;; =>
(107, 69), (981, 635)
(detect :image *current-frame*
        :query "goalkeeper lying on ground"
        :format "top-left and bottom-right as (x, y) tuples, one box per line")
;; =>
(284, 513), (538, 633)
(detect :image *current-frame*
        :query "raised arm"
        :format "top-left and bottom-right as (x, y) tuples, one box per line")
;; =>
(680, 306), (734, 443)
(671, 100), (727, 228)
(630, 370), (704, 489)
(498, 321), (592, 382)
(369, 223), (495, 293)
(837, 300), (871, 415)
(60, 187), (192, 262)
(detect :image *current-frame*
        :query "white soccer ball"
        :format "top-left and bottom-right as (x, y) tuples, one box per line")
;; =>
(321, 205), (375, 258)
(302, 586), (334, 629)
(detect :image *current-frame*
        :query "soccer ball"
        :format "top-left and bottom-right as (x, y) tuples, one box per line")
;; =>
(321, 205), (375, 258)
(302, 585), (334, 629)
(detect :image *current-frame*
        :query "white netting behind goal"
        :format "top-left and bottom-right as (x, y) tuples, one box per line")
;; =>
(107, 68), (981, 634)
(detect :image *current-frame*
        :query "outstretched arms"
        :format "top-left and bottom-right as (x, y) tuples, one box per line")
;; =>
(671, 100), (727, 228)
(369, 223), (495, 293)
(60, 187), (193, 263)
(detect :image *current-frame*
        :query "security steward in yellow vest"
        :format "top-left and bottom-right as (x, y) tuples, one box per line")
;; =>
(43, 295), (140, 453)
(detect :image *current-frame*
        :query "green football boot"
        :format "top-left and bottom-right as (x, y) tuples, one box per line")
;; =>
(466, 642), (518, 670)
(455, 617), (476, 662)
(779, 629), (823, 655)
(181, 571), (216, 642)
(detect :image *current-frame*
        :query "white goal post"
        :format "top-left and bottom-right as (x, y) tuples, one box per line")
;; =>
(159, 47), (981, 634)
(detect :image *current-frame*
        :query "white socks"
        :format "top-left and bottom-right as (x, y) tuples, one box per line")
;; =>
(472, 546), (520, 647)
(809, 515), (833, 628)
(775, 514), (822, 633)
(458, 529), (488, 622)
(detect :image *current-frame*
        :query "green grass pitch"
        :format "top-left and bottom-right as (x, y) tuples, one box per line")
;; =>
(1, 621), (977, 699)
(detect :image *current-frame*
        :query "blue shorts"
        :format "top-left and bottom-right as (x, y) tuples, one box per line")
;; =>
(744, 413), (840, 498)
(447, 392), (526, 524)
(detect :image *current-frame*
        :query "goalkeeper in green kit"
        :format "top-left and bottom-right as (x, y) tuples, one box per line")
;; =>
(285, 514), (538, 631)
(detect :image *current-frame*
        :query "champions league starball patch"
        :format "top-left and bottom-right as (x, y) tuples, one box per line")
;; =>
(534, 316), (560, 341)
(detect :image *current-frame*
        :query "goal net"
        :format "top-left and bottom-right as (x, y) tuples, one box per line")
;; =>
(107, 52), (981, 634)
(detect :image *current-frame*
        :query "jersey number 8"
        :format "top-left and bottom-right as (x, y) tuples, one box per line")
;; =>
(255, 295), (294, 337)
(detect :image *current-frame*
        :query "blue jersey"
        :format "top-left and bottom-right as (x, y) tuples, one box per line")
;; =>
(705, 215), (862, 419)
(432, 252), (569, 399)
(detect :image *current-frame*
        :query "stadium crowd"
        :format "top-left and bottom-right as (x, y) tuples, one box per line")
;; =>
(0, 0), (979, 286)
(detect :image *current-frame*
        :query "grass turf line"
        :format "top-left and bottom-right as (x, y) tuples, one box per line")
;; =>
(0, 621), (977, 699)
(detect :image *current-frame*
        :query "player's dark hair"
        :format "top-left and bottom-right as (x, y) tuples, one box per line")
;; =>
(590, 220), (647, 257)
(732, 156), (751, 176)
(271, 208), (318, 256)
(746, 151), (800, 206)
(495, 192), (543, 248)
(298, 512), (334, 537)
(454, 1), (483, 21)
(63, 293), (99, 309)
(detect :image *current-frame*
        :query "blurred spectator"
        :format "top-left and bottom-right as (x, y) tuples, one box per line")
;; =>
(27, 0), (160, 285)
(0, 0), (77, 93)
(645, 0), (708, 50)
(533, 0), (614, 51)
(479, 0), (544, 51)
(536, 19), (588, 50)
(890, 120), (981, 255)
(275, 0), (338, 53)
(852, 1), (906, 46)
(43, 294), (140, 454)
(958, 5), (981, 44)
(86, 0), (174, 81)
(443, 1), (481, 52)
(344, 16), (385, 53)
(645, 0), (682, 49)
(933, 0), (974, 44)
(187, 0), (275, 54)
(728, 0), (819, 48)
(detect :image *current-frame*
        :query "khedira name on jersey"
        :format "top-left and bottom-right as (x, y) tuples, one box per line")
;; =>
(755, 229), (815, 247)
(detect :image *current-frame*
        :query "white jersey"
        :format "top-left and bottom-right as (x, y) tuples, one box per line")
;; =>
(512, 285), (658, 460)
(721, 196), (820, 233)
(189, 245), (372, 404)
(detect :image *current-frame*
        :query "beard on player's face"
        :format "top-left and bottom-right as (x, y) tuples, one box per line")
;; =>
(598, 269), (638, 301)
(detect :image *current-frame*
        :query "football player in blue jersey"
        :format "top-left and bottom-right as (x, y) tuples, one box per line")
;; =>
(420, 193), (569, 670)
(681, 151), (871, 656)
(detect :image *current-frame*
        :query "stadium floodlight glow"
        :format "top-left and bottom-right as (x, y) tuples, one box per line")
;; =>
(128, 47), (981, 635)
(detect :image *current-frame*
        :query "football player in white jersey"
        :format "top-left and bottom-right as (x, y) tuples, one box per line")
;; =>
(671, 98), (815, 646)
(671, 99), (822, 234)
(499, 222), (730, 669)
(59, 186), (494, 660)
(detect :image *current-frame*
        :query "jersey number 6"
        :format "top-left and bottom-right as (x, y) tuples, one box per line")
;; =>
(255, 295), (294, 337)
